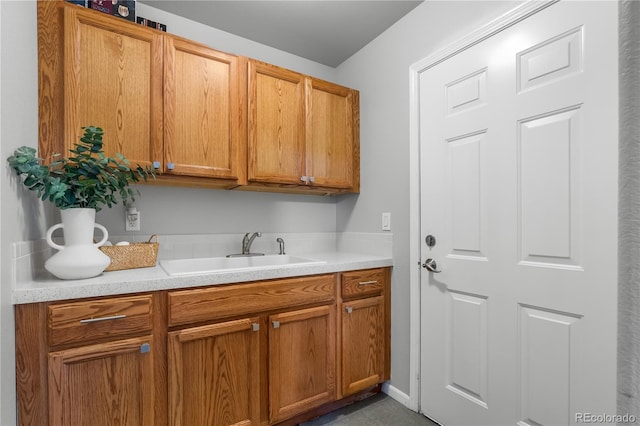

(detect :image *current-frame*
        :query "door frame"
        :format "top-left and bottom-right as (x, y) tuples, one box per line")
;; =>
(407, 0), (559, 413)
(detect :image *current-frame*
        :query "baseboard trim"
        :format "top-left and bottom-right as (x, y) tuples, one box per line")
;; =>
(381, 382), (413, 410)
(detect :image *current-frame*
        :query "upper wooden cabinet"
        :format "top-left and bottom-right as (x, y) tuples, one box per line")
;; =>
(248, 61), (306, 186)
(307, 78), (359, 190)
(39, 1), (358, 194)
(163, 37), (247, 181)
(62, 5), (164, 171)
(248, 60), (360, 193)
(39, 2), (246, 188)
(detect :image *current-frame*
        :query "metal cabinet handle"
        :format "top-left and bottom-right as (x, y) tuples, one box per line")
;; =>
(272, 320), (280, 329)
(358, 280), (378, 286)
(422, 258), (441, 273)
(345, 306), (353, 314)
(252, 323), (260, 332)
(79, 314), (126, 324)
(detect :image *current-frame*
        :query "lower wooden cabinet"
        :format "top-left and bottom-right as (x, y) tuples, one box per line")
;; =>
(48, 336), (156, 426)
(339, 268), (391, 399)
(15, 268), (390, 426)
(268, 305), (336, 423)
(168, 318), (260, 426)
(341, 296), (385, 396)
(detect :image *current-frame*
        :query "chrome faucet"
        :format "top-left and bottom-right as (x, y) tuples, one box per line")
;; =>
(242, 232), (262, 255)
(276, 237), (286, 255)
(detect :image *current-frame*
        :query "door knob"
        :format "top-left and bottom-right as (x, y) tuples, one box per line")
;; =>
(422, 258), (441, 273)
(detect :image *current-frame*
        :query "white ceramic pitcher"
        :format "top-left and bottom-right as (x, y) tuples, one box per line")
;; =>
(45, 208), (111, 279)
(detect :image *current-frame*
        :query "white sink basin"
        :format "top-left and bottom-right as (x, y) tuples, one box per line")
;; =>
(160, 255), (326, 276)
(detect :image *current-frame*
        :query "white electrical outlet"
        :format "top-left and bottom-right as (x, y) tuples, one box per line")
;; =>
(125, 208), (141, 231)
(382, 212), (391, 231)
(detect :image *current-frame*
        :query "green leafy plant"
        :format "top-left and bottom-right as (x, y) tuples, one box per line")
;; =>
(7, 126), (156, 211)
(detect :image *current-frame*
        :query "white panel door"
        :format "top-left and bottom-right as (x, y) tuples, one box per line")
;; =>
(419, 2), (618, 425)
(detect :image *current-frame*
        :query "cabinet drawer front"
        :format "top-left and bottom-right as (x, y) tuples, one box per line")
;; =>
(168, 274), (336, 326)
(341, 268), (385, 299)
(48, 295), (153, 346)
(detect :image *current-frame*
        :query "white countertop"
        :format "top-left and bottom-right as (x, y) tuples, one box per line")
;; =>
(13, 252), (393, 304)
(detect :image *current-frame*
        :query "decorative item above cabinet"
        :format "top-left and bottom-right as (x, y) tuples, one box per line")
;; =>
(38, 0), (359, 194)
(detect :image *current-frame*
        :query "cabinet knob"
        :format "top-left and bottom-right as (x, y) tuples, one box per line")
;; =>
(152, 161), (161, 169)
(300, 176), (308, 183)
(272, 320), (280, 329)
(345, 306), (353, 314)
(167, 162), (175, 170)
(140, 343), (150, 354)
(308, 176), (315, 183)
(252, 323), (260, 332)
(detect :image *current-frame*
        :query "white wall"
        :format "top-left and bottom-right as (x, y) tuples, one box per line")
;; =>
(1, 2), (41, 424)
(335, 0), (521, 398)
(618, 0), (640, 418)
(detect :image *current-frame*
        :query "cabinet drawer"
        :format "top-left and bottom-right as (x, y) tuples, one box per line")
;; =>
(168, 274), (336, 327)
(48, 294), (153, 346)
(341, 268), (386, 299)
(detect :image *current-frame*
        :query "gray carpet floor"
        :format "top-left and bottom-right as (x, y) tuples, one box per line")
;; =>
(300, 393), (439, 426)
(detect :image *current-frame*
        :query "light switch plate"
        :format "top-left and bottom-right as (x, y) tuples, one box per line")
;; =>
(382, 212), (391, 231)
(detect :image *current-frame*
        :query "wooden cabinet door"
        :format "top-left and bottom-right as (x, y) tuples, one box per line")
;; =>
(164, 37), (246, 181)
(341, 296), (385, 397)
(268, 305), (336, 423)
(168, 318), (260, 426)
(63, 6), (163, 169)
(48, 335), (155, 426)
(248, 60), (306, 184)
(306, 78), (359, 190)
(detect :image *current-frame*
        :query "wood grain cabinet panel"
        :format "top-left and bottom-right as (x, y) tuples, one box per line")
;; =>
(62, 5), (163, 170)
(248, 60), (306, 185)
(248, 60), (360, 193)
(168, 318), (260, 426)
(307, 78), (358, 190)
(268, 305), (336, 423)
(48, 294), (153, 346)
(341, 296), (385, 396)
(41, 2), (246, 189)
(339, 268), (391, 400)
(163, 36), (246, 182)
(48, 335), (156, 426)
(341, 268), (386, 299)
(168, 274), (336, 327)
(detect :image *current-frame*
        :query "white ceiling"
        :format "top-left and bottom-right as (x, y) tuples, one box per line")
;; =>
(137, 1), (424, 67)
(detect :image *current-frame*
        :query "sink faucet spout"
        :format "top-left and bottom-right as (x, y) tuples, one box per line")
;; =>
(242, 232), (262, 255)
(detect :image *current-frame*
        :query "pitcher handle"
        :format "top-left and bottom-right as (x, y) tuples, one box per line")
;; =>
(93, 223), (109, 247)
(46, 223), (65, 251)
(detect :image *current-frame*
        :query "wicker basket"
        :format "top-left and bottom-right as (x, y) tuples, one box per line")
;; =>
(100, 234), (159, 271)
